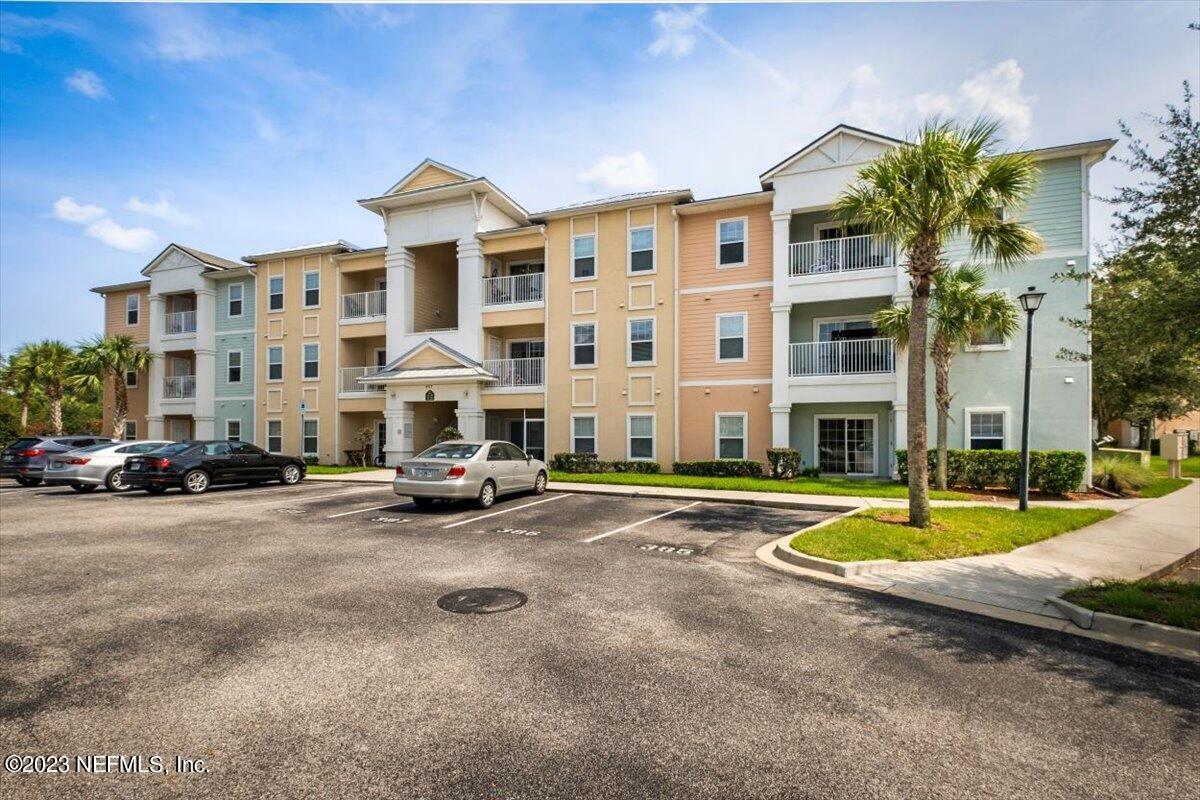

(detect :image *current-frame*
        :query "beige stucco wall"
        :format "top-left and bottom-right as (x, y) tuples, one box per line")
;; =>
(678, 385), (772, 463)
(100, 287), (150, 437)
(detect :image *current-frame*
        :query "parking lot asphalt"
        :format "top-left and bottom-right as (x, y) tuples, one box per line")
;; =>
(1, 479), (1198, 799)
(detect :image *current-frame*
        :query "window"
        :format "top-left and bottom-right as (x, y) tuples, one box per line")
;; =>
(572, 415), (596, 454)
(488, 443), (507, 461)
(123, 420), (137, 441)
(629, 226), (654, 273)
(302, 419), (318, 457)
(125, 370), (138, 389)
(816, 416), (876, 475)
(968, 291), (1012, 349)
(226, 419), (242, 442)
(228, 282), (244, 317)
(303, 271), (320, 307)
(628, 317), (655, 365)
(267, 420), (282, 453)
(227, 350), (242, 384)
(968, 410), (1006, 450)
(267, 346), (283, 381)
(628, 414), (655, 461)
(717, 218), (747, 267)
(572, 234), (595, 280)
(715, 414), (747, 459)
(233, 442), (266, 456)
(204, 442), (232, 456)
(268, 275), (284, 311)
(716, 313), (747, 361)
(571, 322), (596, 368)
(302, 343), (319, 379)
(125, 294), (140, 326)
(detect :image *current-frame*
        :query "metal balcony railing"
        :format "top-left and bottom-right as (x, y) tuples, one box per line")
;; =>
(162, 374), (196, 399)
(484, 357), (545, 388)
(482, 273), (544, 306)
(165, 310), (197, 334)
(339, 365), (385, 393)
(341, 289), (387, 320)
(789, 338), (896, 377)
(788, 234), (895, 277)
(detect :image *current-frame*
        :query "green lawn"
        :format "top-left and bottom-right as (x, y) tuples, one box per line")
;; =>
(1150, 454), (1200, 478)
(789, 506), (1115, 563)
(1139, 477), (1191, 498)
(1064, 580), (1200, 631)
(548, 471), (971, 500)
(306, 465), (384, 475)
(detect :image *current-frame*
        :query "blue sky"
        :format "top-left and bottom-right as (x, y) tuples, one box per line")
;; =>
(1, 1), (1196, 352)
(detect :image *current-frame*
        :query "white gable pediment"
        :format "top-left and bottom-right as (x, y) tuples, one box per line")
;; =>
(141, 244), (204, 277)
(762, 125), (901, 183)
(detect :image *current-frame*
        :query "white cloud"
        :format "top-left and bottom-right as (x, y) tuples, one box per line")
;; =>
(251, 110), (281, 144)
(52, 196), (105, 224)
(125, 194), (197, 227)
(577, 151), (659, 191)
(847, 64), (880, 92)
(648, 6), (707, 58)
(65, 69), (110, 100)
(0, 38), (22, 55)
(139, 6), (241, 62)
(957, 60), (1033, 142)
(333, 5), (411, 29)
(84, 218), (156, 253)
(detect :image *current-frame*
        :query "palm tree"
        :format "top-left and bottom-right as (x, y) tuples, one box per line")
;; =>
(873, 266), (1020, 490)
(0, 345), (42, 433)
(71, 336), (154, 439)
(834, 118), (1041, 527)
(29, 340), (75, 435)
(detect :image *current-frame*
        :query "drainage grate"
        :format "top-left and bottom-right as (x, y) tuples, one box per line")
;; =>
(437, 588), (527, 615)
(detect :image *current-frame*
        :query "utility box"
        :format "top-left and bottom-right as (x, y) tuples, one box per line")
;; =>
(1160, 433), (1188, 478)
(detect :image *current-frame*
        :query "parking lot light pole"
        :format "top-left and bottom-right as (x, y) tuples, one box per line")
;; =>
(1017, 286), (1046, 512)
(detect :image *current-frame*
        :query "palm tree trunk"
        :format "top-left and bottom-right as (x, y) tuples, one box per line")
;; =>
(49, 395), (63, 435)
(933, 339), (952, 491)
(19, 395), (29, 433)
(907, 275), (933, 528)
(112, 374), (129, 440)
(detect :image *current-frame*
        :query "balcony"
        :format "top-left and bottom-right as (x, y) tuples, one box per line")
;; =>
(165, 310), (197, 335)
(789, 234), (895, 277)
(484, 357), (545, 389)
(789, 338), (895, 377)
(162, 375), (196, 399)
(339, 365), (385, 394)
(341, 289), (387, 321)
(483, 273), (543, 307)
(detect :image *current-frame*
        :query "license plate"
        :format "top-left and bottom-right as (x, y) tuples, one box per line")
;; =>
(2, 455), (13, 463)
(414, 468), (435, 478)
(130, 462), (144, 471)
(50, 461), (63, 469)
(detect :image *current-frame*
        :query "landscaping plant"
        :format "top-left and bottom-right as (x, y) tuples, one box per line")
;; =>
(70, 335), (154, 440)
(1091, 455), (1154, 494)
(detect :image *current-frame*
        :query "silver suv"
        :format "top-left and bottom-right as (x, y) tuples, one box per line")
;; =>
(1, 435), (117, 486)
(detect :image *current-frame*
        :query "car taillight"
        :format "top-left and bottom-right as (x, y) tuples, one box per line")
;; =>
(445, 465), (466, 479)
(65, 457), (90, 465)
(395, 465), (404, 476)
(18, 448), (44, 457)
(148, 457), (171, 468)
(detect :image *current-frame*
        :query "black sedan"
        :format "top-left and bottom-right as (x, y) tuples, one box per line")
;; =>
(121, 441), (306, 495)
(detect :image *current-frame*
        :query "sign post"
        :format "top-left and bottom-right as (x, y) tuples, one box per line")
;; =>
(299, 399), (307, 459)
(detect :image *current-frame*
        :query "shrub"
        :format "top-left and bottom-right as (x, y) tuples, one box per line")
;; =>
(604, 459), (661, 474)
(1031, 451), (1087, 495)
(1092, 456), (1154, 494)
(435, 426), (463, 443)
(303, 455), (320, 466)
(549, 452), (599, 473)
(896, 449), (1085, 493)
(767, 448), (802, 479)
(672, 459), (763, 478)
(799, 466), (821, 478)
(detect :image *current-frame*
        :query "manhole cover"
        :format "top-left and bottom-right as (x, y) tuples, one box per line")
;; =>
(437, 588), (527, 614)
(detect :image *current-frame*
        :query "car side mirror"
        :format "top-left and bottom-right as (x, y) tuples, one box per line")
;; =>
(526, 455), (532, 463)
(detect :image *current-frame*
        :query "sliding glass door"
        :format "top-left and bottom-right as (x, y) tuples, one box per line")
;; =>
(816, 416), (876, 475)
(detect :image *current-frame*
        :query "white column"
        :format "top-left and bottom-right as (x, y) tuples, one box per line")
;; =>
(383, 400), (414, 466)
(770, 302), (792, 448)
(770, 210), (792, 293)
(457, 237), (485, 360)
(147, 294), (165, 439)
(890, 292), (910, 478)
(385, 247), (415, 359)
(192, 286), (216, 439)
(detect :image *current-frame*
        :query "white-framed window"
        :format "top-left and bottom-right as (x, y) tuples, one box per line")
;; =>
(227, 282), (244, 318)
(628, 226), (654, 273)
(226, 349), (243, 384)
(266, 346), (283, 381)
(715, 413), (747, 459)
(627, 413), (655, 461)
(967, 289), (1013, 351)
(123, 420), (137, 441)
(627, 317), (655, 366)
(302, 342), (320, 380)
(572, 234), (596, 280)
(302, 418), (319, 457)
(125, 294), (140, 326)
(125, 369), (138, 389)
(966, 408), (1007, 450)
(226, 419), (242, 442)
(303, 270), (320, 308)
(266, 419), (282, 453)
(716, 312), (748, 362)
(571, 322), (596, 368)
(717, 217), (747, 267)
(268, 275), (284, 312)
(571, 414), (597, 454)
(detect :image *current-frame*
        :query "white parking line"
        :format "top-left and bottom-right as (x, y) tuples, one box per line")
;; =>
(581, 501), (702, 543)
(327, 502), (409, 519)
(442, 493), (568, 529)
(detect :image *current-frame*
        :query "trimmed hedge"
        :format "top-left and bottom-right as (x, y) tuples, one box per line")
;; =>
(548, 453), (661, 474)
(767, 448), (802, 479)
(897, 449), (1086, 495)
(673, 459), (763, 478)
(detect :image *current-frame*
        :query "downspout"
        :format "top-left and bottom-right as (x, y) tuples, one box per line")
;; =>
(673, 208), (681, 466)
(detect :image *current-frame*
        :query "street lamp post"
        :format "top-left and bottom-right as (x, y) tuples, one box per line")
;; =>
(1017, 286), (1046, 512)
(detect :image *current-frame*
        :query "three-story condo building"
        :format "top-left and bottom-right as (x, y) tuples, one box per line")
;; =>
(93, 125), (1113, 479)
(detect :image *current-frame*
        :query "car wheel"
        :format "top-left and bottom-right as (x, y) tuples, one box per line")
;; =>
(105, 468), (129, 492)
(70, 483), (98, 493)
(182, 469), (210, 495)
(477, 480), (496, 509)
(412, 497), (435, 509)
(280, 464), (302, 485)
(145, 485), (168, 494)
(15, 476), (41, 487)
(533, 471), (547, 495)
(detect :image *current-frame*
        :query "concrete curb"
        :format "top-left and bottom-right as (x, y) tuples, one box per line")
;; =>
(1046, 596), (1200, 653)
(546, 482), (861, 513)
(771, 508), (897, 577)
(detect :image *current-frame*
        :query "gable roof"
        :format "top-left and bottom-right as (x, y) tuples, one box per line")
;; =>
(243, 240), (359, 263)
(385, 159), (475, 195)
(530, 189), (694, 219)
(363, 337), (496, 386)
(139, 243), (247, 276)
(759, 124), (903, 185)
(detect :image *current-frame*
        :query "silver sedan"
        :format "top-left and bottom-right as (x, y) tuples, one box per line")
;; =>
(43, 440), (174, 493)
(393, 440), (549, 509)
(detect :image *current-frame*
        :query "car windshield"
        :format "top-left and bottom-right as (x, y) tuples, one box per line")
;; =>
(416, 443), (480, 460)
(5, 438), (41, 451)
(152, 443), (194, 456)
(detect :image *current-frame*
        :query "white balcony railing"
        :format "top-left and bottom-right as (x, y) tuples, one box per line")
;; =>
(162, 375), (196, 399)
(789, 338), (896, 377)
(340, 365), (385, 394)
(484, 357), (545, 388)
(789, 234), (895, 277)
(341, 289), (387, 320)
(165, 310), (197, 334)
(482, 273), (544, 306)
